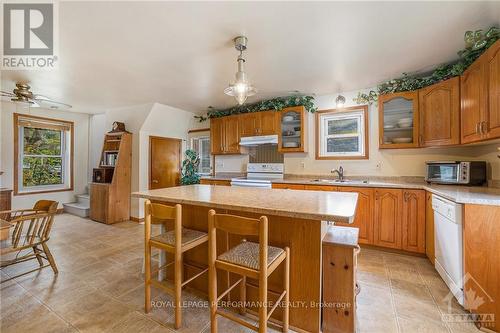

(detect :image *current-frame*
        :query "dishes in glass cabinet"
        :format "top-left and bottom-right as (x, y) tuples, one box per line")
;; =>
(392, 137), (413, 143)
(384, 124), (395, 129)
(283, 115), (294, 122)
(283, 142), (300, 148)
(397, 118), (413, 128)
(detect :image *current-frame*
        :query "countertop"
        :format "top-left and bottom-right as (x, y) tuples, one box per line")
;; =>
(200, 174), (500, 206)
(132, 184), (358, 223)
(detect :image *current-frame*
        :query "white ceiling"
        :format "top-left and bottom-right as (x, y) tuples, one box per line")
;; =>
(1, 1), (499, 114)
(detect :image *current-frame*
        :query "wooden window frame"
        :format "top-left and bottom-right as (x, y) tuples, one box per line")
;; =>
(14, 113), (74, 196)
(190, 135), (212, 175)
(315, 105), (369, 160)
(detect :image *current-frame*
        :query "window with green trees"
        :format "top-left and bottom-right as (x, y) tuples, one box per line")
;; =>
(15, 114), (73, 194)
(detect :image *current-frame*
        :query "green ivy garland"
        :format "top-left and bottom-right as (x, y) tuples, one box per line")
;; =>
(194, 95), (316, 122)
(353, 26), (499, 105)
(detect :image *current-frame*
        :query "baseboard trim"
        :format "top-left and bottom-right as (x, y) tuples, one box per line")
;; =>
(130, 216), (144, 223)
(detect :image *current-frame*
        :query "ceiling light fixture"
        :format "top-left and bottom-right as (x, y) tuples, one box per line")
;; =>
(224, 36), (257, 105)
(335, 94), (346, 108)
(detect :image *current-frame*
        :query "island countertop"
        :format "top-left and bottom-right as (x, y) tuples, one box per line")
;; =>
(132, 184), (358, 223)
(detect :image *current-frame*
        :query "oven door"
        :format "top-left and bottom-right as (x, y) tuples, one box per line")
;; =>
(426, 163), (460, 183)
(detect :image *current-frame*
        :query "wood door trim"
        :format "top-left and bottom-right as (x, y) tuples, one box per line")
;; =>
(148, 136), (182, 190)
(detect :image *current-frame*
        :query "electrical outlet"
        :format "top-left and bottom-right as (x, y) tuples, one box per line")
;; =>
(376, 161), (382, 170)
(300, 162), (305, 169)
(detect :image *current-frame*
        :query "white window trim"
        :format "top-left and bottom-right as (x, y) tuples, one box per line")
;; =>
(317, 107), (368, 160)
(190, 136), (212, 175)
(17, 122), (72, 194)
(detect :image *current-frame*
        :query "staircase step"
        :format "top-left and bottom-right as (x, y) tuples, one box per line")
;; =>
(76, 194), (90, 205)
(63, 202), (89, 218)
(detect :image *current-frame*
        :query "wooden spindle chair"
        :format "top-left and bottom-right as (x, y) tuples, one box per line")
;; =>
(0, 200), (58, 282)
(208, 210), (290, 333)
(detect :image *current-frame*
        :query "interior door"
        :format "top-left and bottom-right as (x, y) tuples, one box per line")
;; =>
(149, 136), (182, 189)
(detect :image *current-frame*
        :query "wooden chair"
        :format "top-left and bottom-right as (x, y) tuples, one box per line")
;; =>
(208, 210), (290, 333)
(144, 200), (209, 329)
(0, 200), (59, 281)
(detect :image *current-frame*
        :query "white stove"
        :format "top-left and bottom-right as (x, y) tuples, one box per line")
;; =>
(230, 163), (284, 188)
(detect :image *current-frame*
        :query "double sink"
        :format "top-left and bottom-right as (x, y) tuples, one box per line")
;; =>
(309, 178), (369, 185)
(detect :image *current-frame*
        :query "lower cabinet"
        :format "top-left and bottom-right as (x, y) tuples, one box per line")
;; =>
(271, 183), (305, 190)
(402, 190), (426, 253)
(373, 188), (403, 249)
(336, 187), (374, 245)
(199, 179), (231, 186)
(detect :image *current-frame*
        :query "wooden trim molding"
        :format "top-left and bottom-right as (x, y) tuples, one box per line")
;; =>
(188, 128), (210, 134)
(315, 105), (369, 160)
(13, 113), (74, 196)
(130, 216), (144, 223)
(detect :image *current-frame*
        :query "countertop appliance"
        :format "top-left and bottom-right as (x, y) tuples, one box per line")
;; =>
(239, 135), (278, 146)
(432, 194), (464, 305)
(230, 163), (284, 188)
(425, 161), (486, 185)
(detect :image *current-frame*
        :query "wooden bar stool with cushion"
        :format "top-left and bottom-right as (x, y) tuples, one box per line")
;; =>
(208, 210), (290, 333)
(144, 200), (209, 329)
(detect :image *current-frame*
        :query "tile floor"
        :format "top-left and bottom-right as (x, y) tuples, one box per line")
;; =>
(0, 214), (481, 333)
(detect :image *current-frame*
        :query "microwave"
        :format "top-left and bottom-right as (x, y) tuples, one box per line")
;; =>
(425, 161), (486, 185)
(425, 161), (487, 185)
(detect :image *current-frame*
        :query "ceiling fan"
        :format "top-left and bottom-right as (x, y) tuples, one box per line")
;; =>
(1, 82), (72, 109)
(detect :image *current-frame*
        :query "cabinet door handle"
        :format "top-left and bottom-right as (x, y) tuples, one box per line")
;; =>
(481, 121), (488, 134)
(418, 135), (423, 146)
(476, 122), (480, 134)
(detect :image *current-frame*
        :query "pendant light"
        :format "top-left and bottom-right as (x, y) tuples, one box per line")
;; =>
(224, 36), (257, 105)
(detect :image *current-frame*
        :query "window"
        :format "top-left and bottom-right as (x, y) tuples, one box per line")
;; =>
(191, 136), (211, 174)
(14, 114), (73, 194)
(316, 106), (369, 159)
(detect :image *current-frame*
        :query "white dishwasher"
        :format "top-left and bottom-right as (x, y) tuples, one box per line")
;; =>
(432, 194), (464, 305)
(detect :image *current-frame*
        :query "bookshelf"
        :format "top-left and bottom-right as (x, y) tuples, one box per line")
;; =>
(89, 132), (132, 224)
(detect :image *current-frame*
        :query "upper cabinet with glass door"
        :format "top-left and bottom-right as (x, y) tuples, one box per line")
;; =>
(378, 91), (419, 148)
(278, 106), (307, 153)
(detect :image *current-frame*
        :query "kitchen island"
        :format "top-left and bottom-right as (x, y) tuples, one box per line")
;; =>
(132, 184), (358, 332)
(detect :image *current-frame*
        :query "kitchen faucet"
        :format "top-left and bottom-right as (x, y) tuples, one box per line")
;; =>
(331, 166), (344, 181)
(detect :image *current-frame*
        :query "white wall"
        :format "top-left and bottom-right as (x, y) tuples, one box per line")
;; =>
(89, 102), (198, 219)
(0, 102), (90, 209)
(215, 89), (500, 180)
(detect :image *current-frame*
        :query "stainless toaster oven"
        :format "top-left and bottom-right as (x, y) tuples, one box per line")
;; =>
(425, 161), (487, 185)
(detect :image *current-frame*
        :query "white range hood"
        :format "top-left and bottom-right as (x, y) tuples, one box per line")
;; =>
(239, 135), (278, 146)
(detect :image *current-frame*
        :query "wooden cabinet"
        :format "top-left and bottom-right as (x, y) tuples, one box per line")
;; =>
(379, 91), (419, 148)
(238, 111), (278, 137)
(278, 106), (308, 153)
(199, 179), (231, 186)
(373, 188), (403, 249)
(419, 77), (460, 146)
(461, 39), (500, 143)
(425, 191), (435, 263)
(304, 184), (338, 191)
(223, 116), (240, 154)
(485, 40), (500, 140)
(322, 226), (359, 333)
(259, 110), (279, 135)
(210, 116), (240, 155)
(336, 187), (374, 245)
(401, 190), (426, 254)
(90, 132), (132, 224)
(463, 204), (500, 332)
(461, 58), (486, 144)
(271, 183), (305, 190)
(0, 188), (12, 212)
(210, 117), (224, 154)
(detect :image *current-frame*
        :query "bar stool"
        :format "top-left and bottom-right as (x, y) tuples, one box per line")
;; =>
(207, 210), (290, 333)
(144, 200), (209, 329)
